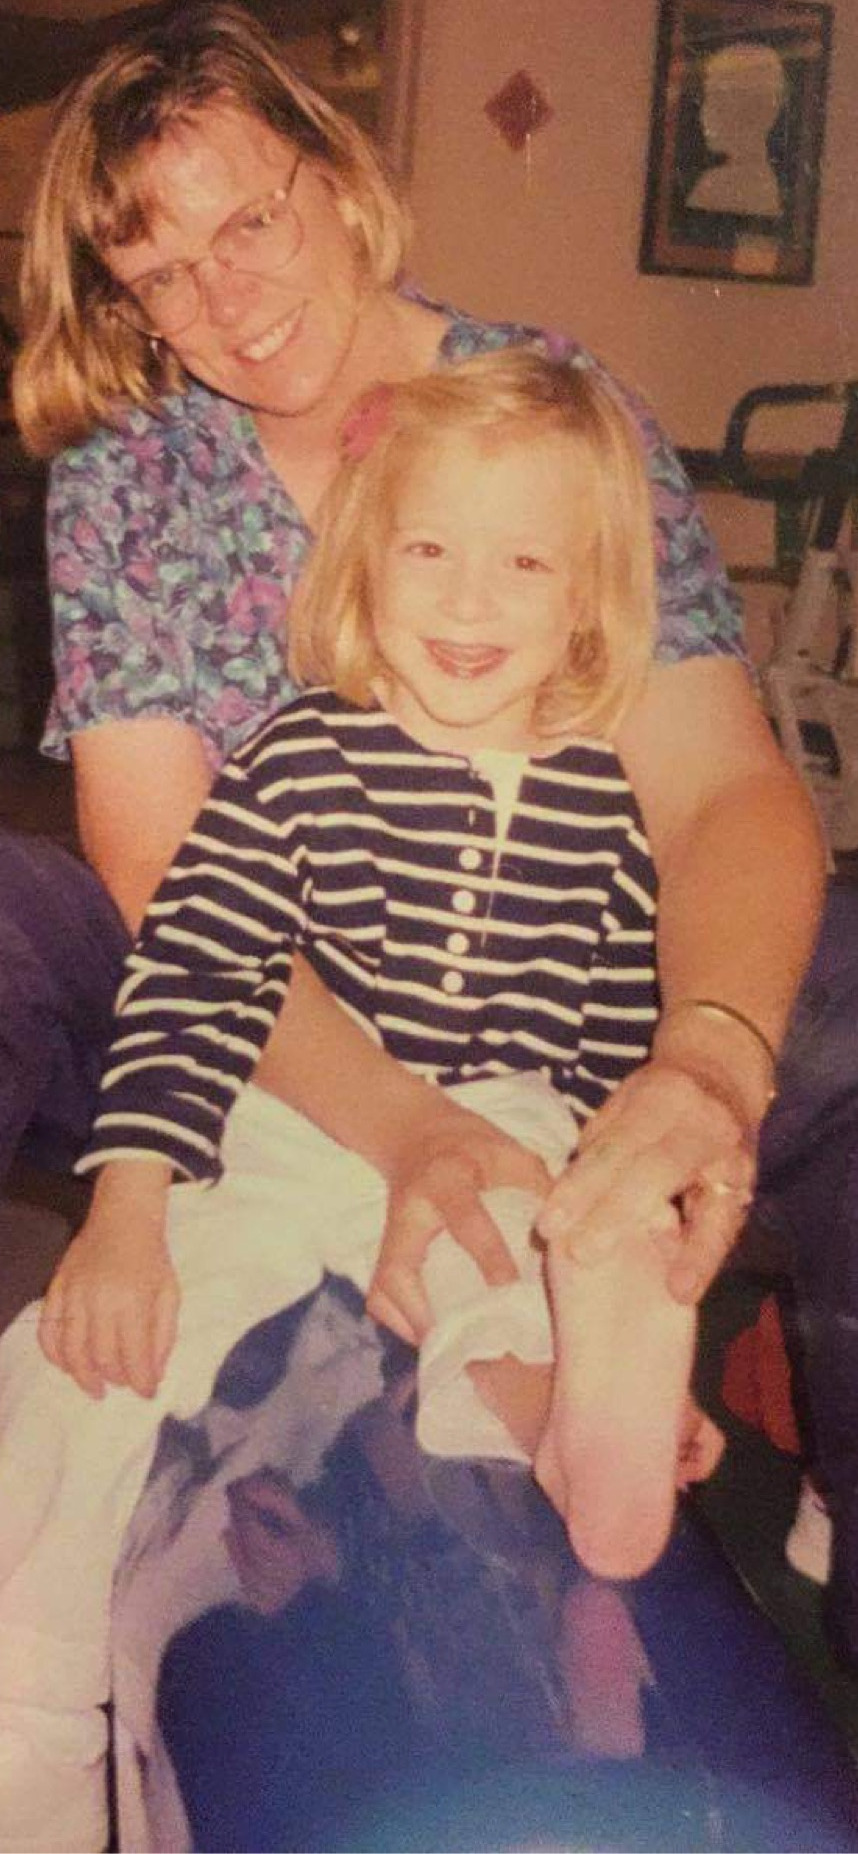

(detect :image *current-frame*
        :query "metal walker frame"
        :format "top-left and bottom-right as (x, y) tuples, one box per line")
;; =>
(721, 381), (858, 855)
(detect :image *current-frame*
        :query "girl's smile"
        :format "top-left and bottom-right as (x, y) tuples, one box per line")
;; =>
(423, 640), (510, 679)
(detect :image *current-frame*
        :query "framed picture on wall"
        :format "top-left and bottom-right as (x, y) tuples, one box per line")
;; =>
(639, 0), (832, 284)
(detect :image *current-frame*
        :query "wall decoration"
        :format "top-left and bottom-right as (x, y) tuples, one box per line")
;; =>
(484, 71), (553, 155)
(639, 0), (832, 284)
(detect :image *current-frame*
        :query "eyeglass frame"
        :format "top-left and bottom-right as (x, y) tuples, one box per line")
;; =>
(108, 154), (304, 339)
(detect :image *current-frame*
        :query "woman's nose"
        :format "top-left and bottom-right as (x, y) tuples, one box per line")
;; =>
(196, 256), (261, 327)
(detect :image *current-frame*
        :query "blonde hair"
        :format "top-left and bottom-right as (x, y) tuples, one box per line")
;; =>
(13, 1), (409, 458)
(290, 349), (657, 740)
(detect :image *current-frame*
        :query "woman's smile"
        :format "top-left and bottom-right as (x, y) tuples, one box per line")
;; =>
(235, 302), (305, 366)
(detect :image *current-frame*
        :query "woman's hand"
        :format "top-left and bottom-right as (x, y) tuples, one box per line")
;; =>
(38, 1161), (178, 1399)
(536, 1061), (756, 1305)
(366, 1103), (553, 1346)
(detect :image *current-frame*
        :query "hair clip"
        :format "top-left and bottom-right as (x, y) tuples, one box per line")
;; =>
(339, 383), (395, 462)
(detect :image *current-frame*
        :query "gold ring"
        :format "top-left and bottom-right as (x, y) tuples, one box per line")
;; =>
(705, 1179), (753, 1206)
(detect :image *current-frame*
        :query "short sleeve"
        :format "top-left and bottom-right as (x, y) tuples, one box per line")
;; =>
(41, 390), (303, 769)
(620, 380), (747, 667)
(43, 414), (202, 760)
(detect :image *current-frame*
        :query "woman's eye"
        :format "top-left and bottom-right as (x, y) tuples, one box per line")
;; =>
(404, 540), (444, 558)
(514, 553), (551, 573)
(239, 204), (275, 235)
(139, 266), (180, 303)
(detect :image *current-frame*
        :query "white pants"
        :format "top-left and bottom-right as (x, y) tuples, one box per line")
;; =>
(0, 1072), (573, 1850)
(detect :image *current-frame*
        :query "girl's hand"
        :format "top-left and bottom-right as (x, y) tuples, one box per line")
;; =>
(536, 1061), (756, 1305)
(366, 1105), (552, 1346)
(38, 1162), (178, 1400)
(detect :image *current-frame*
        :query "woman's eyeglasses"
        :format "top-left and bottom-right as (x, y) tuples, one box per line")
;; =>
(111, 158), (303, 338)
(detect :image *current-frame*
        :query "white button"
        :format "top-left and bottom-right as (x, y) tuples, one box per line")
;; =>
(452, 888), (477, 915)
(441, 970), (465, 995)
(459, 847), (482, 871)
(446, 931), (469, 955)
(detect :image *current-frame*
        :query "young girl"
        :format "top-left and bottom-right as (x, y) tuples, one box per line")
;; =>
(0, 351), (718, 1851)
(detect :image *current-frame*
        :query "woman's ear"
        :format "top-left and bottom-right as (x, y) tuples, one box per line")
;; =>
(335, 191), (362, 231)
(326, 179), (372, 278)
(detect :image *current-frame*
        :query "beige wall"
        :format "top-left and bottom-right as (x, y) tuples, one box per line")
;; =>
(406, 0), (858, 450)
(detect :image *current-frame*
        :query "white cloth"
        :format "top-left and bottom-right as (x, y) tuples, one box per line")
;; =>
(468, 747), (527, 843)
(0, 1071), (574, 1851)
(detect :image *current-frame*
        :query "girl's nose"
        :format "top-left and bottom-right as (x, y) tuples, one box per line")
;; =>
(446, 562), (491, 625)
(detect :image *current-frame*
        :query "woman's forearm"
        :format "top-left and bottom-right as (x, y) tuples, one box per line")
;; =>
(616, 658), (826, 1133)
(651, 764), (825, 1128)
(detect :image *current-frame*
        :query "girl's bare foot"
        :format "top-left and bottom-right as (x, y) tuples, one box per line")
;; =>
(534, 1223), (696, 1579)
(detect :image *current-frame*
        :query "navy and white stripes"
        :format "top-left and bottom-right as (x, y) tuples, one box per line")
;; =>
(83, 691), (659, 1183)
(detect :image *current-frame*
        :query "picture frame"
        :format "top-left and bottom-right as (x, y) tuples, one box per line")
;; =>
(639, 0), (832, 284)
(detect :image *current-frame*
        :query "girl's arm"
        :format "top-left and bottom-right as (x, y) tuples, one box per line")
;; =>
(38, 1156), (177, 1400)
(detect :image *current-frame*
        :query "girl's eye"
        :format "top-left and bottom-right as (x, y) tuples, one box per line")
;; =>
(514, 554), (551, 573)
(404, 540), (444, 558)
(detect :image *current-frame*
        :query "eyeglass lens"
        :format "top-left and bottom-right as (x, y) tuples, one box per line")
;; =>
(119, 172), (303, 336)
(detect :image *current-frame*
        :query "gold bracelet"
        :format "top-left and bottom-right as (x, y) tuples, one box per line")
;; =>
(666, 998), (778, 1087)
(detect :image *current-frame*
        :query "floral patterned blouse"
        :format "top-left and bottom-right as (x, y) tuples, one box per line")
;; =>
(44, 297), (745, 772)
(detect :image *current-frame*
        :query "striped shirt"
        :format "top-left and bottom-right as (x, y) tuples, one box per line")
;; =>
(83, 691), (659, 1183)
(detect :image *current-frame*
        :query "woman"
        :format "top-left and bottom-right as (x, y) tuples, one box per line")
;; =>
(2, 5), (850, 1844)
(5, 0), (848, 1536)
(9, 0), (823, 1305)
